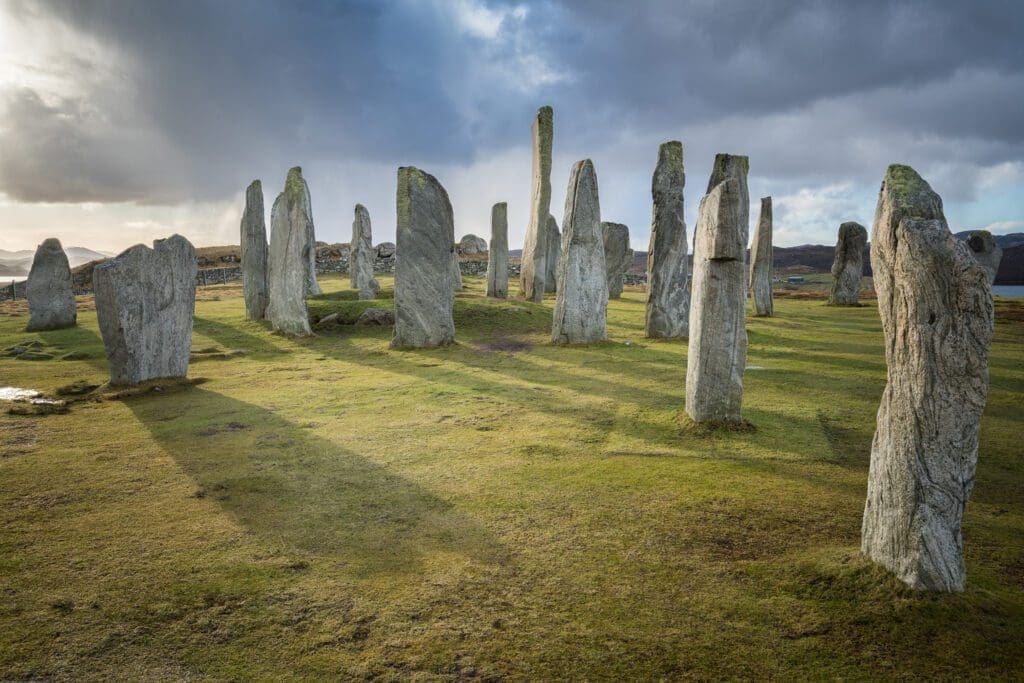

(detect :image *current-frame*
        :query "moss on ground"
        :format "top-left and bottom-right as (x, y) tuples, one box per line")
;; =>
(1, 274), (1022, 679)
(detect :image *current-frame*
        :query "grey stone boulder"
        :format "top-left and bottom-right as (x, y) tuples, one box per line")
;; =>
(93, 235), (197, 385)
(351, 204), (380, 299)
(266, 169), (314, 336)
(645, 141), (689, 339)
(486, 202), (509, 298)
(376, 242), (396, 258)
(458, 234), (488, 255)
(966, 230), (1003, 284)
(602, 222), (632, 299)
(748, 197), (773, 316)
(356, 307), (395, 326)
(25, 238), (76, 331)
(861, 164), (994, 592)
(240, 180), (268, 320)
(828, 222), (868, 306)
(552, 159), (607, 344)
(544, 214), (561, 293)
(520, 105), (553, 302)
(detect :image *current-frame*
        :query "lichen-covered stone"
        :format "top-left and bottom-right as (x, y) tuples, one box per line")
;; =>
(350, 204), (380, 299)
(486, 202), (509, 298)
(645, 141), (689, 339)
(520, 106), (553, 302)
(240, 180), (268, 319)
(828, 222), (868, 306)
(376, 242), (396, 258)
(602, 222), (631, 299)
(749, 197), (773, 316)
(266, 170), (314, 337)
(552, 160), (607, 344)
(458, 234), (488, 255)
(861, 164), (994, 592)
(966, 230), (1003, 284)
(451, 250), (463, 292)
(685, 154), (749, 424)
(544, 214), (561, 293)
(25, 238), (76, 331)
(93, 235), (196, 385)
(392, 167), (456, 348)
(282, 167), (320, 295)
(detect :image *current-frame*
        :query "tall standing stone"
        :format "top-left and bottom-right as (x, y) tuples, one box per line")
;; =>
(520, 106), (553, 302)
(93, 235), (196, 385)
(350, 204), (380, 299)
(544, 215), (561, 293)
(451, 250), (463, 292)
(861, 164), (993, 592)
(828, 222), (869, 306)
(966, 230), (1003, 284)
(602, 222), (632, 299)
(277, 166), (320, 296)
(552, 160), (607, 344)
(266, 170), (314, 336)
(685, 154), (750, 424)
(240, 180), (268, 320)
(25, 238), (76, 331)
(645, 141), (689, 339)
(748, 196), (774, 316)
(392, 167), (456, 348)
(486, 202), (509, 298)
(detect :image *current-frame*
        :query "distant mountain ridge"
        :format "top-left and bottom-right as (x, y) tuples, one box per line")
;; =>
(0, 246), (112, 279)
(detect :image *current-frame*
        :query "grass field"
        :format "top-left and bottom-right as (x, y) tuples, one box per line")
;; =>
(2, 274), (1022, 680)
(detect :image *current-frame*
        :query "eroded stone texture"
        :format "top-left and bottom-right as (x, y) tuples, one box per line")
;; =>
(861, 164), (994, 592)
(351, 204), (380, 299)
(458, 234), (488, 255)
(966, 230), (1003, 284)
(486, 202), (509, 298)
(685, 154), (750, 424)
(749, 197), (773, 316)
(451, 250), (463, 292)
(266, 171), (314, 337)
(552, 160), (607, 344)
(240, 180), (268, 319)
(520, 106), (553, 302)
(280, 167), (320, 296)
(602, 222), (632, 299)
(93, 235), (196, 385)
(645, 141), (689, 339)
(392, 167), (456, 348)
(828, 222), (868, 306)
(544, 214), (561, 293)
(25, 238), (76, 331)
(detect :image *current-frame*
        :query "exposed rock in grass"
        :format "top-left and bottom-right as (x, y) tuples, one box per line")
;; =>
(356, 307), (395, 326)
(26, 238), (77, 331)
(60, 351), (91, 361)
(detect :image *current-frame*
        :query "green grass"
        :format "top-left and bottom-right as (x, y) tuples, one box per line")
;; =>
(1, 274), (1022, 680)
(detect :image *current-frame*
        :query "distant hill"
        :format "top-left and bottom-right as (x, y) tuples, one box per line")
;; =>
(0, 246), (112, 280)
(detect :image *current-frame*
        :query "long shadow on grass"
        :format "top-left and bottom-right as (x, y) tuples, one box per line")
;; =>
(36, 323), (109, 372)
(126, 386), (508, 575)
(193, 317), (289, 355)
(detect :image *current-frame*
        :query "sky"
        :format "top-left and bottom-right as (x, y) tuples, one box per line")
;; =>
(1, 0), (1023, 254)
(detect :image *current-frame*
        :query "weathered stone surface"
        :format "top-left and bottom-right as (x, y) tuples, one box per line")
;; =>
(685, 154), (750, 424)
(520, 105), (553, 302)
(544, 214), (561, 293)
(356, 307), (395, 326)
(392, 167), (456, 348)
(93, 235), (197, 385)
(602, 222), (632, 299)
(966, 230), (1003, 284)
(486, 202), (509, 298)
(861, 164), (994, 592)
(451, 250), (463, 291)
(376, 242), (396, 258)
(25, 238), (76, 331)
(266, 170), (314, 337)
(350, 204), (380, 300)
(645, 141), (689, 339)
(552, 160), (607, 344)
(828, 222), (868, 306)
(240, 180), (268, 320)
(458, 234), (488, 255)
(748, 196), (774, 316)
(281, 167), (320, 296)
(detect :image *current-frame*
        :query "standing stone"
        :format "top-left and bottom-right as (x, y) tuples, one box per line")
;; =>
(861, 164), (994, 592)
(458, 234), (488, 255)
(828, 222), (869, 306)
(520, 106), (553, 302)
(25, 238), (76, 331)
(552, 160), (607, 344)
(748, 196), (774, 316)
(350, 204), (380, 299)
(602, 222), (632, 299)
(278, 166), (320, 296)
(240, 180), (268, 320)
(486, 202), (509, 298)
(966, 230), (1003, 284)
(685, 154), (750, 424)
(645, 141), (689, 339)
(266, 170), (314, 337)
(93, 235), (196, 385)
(544, 215), (561, 293)
(451, 250), (463, 291)
(392, 167), (456, 348)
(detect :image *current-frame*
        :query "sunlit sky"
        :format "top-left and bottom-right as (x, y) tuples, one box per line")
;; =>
(1, 0), (1022, 254)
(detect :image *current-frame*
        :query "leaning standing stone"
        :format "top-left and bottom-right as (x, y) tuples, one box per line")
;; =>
(281, 166), (320, 296)
(93, 235), (196, 385)
(685, 154), (750, 424)
(486, 202), (509, 298)
(602, 222), (631, 299)
(861, 164), (993, 592)
(266, 170), (314, 336)
(392, 167), (456, 348)
(748, 196), (773, 316)
(544, 214), (561, 293)
(645, 141), (689, 339)
(350, 204), (380, 299)
(551, 160), (607, 344)
(25, 238), (76, 331)
(520, 105), (553, 301)
(240, 180), (268, 320)
(828, 222), (868, 306)
(966, 230), (1003, 284)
